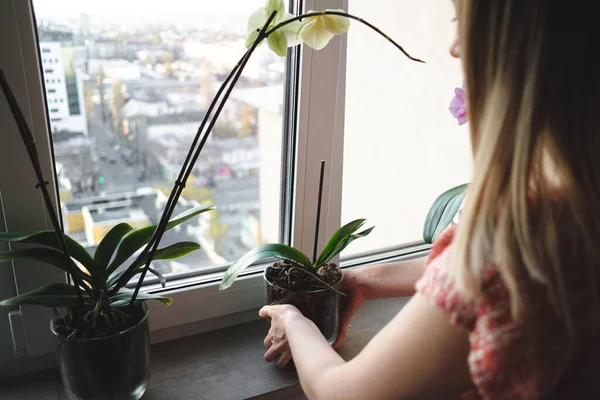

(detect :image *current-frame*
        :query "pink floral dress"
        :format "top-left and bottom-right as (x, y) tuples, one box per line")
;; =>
(416, 225), (600, 400)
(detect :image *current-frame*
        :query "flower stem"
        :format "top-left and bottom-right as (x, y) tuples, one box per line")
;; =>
(265, 10), (425, 63)
(124, 11), (279, 303)
(312, 160), (325, 264)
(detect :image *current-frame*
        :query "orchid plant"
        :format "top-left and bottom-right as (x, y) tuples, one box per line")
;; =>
(1, 0), (433, 341)
(0, 205), (213, 338)
(219, 219), (373, 291)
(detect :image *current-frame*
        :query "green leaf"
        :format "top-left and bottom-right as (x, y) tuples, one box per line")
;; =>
(0, 231), (100, 279)
(131, 242), (200, 268)
(109, 288), (172, 307)
(219, 244), (312, 290)
(315, 219), (367, 267)
(423, 183), (468, 244)
(0, 247), (72, 271)
(0, 283), (87, 307)
(316, 226), (374, 267)
(106, 242), (200, 288)
(0, 248), (92, 283)
(106, 205), (214, 276)
(94, 223), (133, 270)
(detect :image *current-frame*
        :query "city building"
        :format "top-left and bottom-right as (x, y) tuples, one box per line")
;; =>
(39, 28), (88, 136)
(230, 86), (284, 246)
(61, 187), (215, 276)
(79, 13), (91, 38)
(52, 131), (99, 196)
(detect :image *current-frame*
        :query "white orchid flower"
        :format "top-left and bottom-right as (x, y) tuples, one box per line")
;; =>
(298, 10), (350, 51)
(246, 0), (302, 57)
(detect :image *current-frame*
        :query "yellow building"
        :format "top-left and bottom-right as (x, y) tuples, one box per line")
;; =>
(61, 188), (159, 246)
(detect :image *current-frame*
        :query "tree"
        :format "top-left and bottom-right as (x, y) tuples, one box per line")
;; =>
(110, 80), (127, 135)
(95, 66), (107, 123)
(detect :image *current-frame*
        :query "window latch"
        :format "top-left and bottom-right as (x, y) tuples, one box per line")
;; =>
(8, 310), (27, 358)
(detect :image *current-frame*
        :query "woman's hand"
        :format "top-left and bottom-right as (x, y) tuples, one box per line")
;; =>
(259, 304), (306, 368)
(333, 268), (366, 349)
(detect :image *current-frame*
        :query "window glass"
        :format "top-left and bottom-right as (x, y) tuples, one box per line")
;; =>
(33, 0), (287, 277)
(341, 0), (472, 256)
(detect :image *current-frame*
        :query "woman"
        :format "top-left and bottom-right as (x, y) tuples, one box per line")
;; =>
(259, 1), (600, 398)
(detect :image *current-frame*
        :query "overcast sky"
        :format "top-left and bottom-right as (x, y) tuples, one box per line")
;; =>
(33, 0), (263, 18)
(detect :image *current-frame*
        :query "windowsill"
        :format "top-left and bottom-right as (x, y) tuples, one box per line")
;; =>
(0, 297), (409, 399)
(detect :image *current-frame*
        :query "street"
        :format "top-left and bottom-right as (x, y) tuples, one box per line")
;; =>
(59, 109), (262, 264)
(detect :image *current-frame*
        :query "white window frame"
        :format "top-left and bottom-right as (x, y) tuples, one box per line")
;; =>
(0, 0), (430, 376)
(1, 0), (67, 364)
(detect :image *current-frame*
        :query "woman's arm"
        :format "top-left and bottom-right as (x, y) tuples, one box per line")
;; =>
(348, 256), (427, 300)
(260, 293), (473, 400)
(347, 218), (456, 301)
(334, 257), (427, 347)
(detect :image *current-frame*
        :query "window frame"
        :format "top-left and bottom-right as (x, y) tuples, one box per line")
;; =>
(1, 0), (67, 363)
(0, 0), (432, 376)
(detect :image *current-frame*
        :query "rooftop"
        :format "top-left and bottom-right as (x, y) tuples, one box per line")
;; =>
(86, 203), (149, 224)
(229, 85), (283, 114)
(61, 188), (214, 275)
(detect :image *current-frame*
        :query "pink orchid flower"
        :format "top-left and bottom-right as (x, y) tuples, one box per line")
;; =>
(449, 82), (468, 125)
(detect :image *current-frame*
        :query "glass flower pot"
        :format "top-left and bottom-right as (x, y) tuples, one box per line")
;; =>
(50, 304), (150, 400)
(264, 267), (342, 345)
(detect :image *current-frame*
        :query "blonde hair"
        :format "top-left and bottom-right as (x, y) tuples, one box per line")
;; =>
(453, 0), (600, 330)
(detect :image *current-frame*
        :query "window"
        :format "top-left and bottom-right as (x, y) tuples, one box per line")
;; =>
(33, 0), (286, 282)
(341, 0), (471, 258)
(2, 0), (462, 372)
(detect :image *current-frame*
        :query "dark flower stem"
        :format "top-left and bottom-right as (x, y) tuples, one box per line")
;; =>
(265, 11), (425, 64)
(313, 160), (326, 264)
(125, 12), (279, 303)
(0, 69), (85, 306)
(126, 10), (424, 303)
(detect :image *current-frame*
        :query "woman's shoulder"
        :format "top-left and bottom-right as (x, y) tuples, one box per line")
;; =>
(417, 224), (482, 330)
(416, 224), (575, 399)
